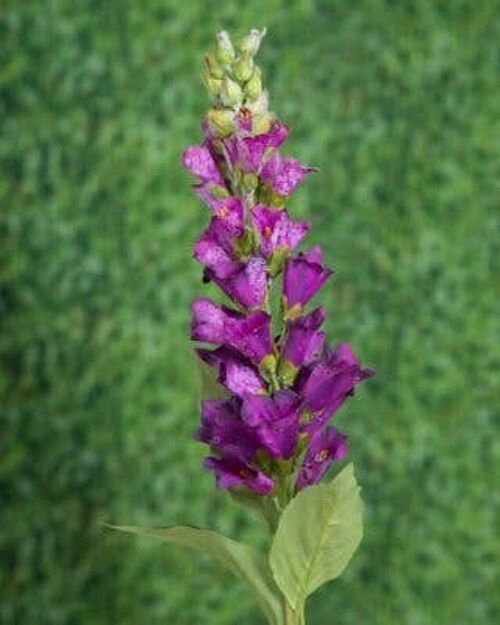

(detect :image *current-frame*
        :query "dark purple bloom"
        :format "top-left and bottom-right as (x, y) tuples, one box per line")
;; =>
(192, 299), (273, 364)
(295, 426), (348, 491)
(197, 347), (266, 396)
(251, 205), (310, 258)
(298, 343), (374, 431)
(261, 153), (316, 197)
(241, 390), (302, 459)
(209, 256), (268, 310)
(197, 398), (258, 461)
(282, 307), (326, 368)
(204, 454), (275, 494)
(183, 143), (224, 185)
(283, 247), (333, 314)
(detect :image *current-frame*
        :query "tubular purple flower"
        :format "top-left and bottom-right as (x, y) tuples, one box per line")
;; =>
(251, 205), (310, 258)
(282, 307), (326, 369)
(208, 256), (268, 310)
(204, 455), (275, 494)
(261, 153), (316, 197)
(295, 426), (348, 491)
(197, 347), (266, 396)
(283, 247), (333, 315)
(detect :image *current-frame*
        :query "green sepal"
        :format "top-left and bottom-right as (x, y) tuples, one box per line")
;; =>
(278, 358), (299, 388)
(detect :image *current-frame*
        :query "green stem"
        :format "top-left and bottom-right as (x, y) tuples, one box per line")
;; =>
(284, 601), (305, 625)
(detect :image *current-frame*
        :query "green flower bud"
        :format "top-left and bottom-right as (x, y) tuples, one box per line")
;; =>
(203, 74), (222, 100)
(251, 111), (273, 134)
(242, 172), (258, 193)
(210, 184), (230, 199)
(220, 76), (243, 107)
(278, 358), (299, 388)
(244, 67), (263, 101)
(268, 246), (289, 278)
(206, 109), (235, 137)
(240, 28), (267, 56)
(204, 53), (224, 79)
(247, 90), (269, 115)
(216, 30), (235, 65)
(233, 52), (254, 83)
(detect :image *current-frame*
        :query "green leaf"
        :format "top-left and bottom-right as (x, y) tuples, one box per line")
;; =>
(109, 524), (285, 625)
(269, 463), (363, 610)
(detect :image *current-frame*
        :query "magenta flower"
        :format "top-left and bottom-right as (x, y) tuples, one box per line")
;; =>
(183, 143), (225, 186)
(227, 121), (290, 172)
(197, 347), (266, 396)
(261, 153), (316, 197)
(283, 247), (333, 313)
(282, 307), (326, 368)
(295, 426), (348, 491)
(251, 205), (310, 258)
(208, 256), (268, 310)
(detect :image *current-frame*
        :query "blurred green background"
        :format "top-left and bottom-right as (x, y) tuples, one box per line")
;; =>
(1, 1), (499, 623)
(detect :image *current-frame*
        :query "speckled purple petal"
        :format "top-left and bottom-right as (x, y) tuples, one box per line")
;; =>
(251, 205), (310, 257)
(296, 426), (348, 491)
(283, 247), (333, 309)
(210, 256), (268, 310)
(197, 346), (266, 397)
(182, 144), (224, 184)
(261, 154), (316, 197)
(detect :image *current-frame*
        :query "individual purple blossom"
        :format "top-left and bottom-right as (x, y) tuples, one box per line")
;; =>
(204, 454), (275, 494)
(251, 205), (310, 258)
(226, 120), (290, 172)
(197, 346), (266, 396)
(208, 256), (268, 310)
(192, 299), (273, 364)
(295, 426), (348, 491)
(261, 152), (316, 197)
(183, 143), (225, 185)
(283, 247), (333, 313)
(241, 390), (302, 459)
(282, 307), (326, 369)
(297, 343), (374, 432)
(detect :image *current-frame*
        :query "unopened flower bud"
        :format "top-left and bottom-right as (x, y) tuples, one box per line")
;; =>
(240, 28), (267, 56)
(204, 53), (224, 79)
(203, 74), (222, 100)
(244, 67), (262, 101)
(220, 76), (243, 107)
(242, 172), (258, 193)
(206, 109), (235, 137)
(233, 52), (254, 83)
(251, 111), (273, 135)
(247, 91), (269, 115)
(216, 30), (235, 65)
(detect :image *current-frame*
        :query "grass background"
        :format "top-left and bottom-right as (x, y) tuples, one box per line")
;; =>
(1, 1), (499, 623)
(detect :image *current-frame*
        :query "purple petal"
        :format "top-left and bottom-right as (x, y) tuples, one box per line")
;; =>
(251, 205), (310, 257)
(283, 310), (326, 368)
(210, 256), (268, 310)
(227, 121), (290, 172)
(197, 347), (266, 397)
(283, 247), (333, 310)
(261, 154), (316, 197)
(191, 299), (228, 344)
(203, 455), (275, 494)
(296, 427), (348, 491)
(182, 144), (224, 184)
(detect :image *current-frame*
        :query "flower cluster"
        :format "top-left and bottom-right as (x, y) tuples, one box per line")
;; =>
(184, 30), (373, 505)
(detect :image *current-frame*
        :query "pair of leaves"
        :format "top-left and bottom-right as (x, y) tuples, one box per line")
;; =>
(109, 464), (363, 625)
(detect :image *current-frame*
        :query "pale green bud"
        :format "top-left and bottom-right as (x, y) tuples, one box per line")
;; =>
(244, 67), (263, 101)
(203, 74), (222, 100)
(242, 172), (258, 193)
(216, 30), (235, 65)
(233, 52), (254, 83)
(210, 184), (230, 199)
(240, 28), (267, 56)
(204, 53), (224, 79)
(220, 76), (243, 107)
(247, 90), (269, 115)
(206, 109), (235, 137)
(278, 358), (299, 388)
(251, 111), (273, 134)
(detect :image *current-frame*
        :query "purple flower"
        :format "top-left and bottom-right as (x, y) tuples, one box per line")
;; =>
(296, 426), (348, 491)
(197, 397), (258, 461)
(209, 256), (268, 310)
(182, 143), (224, 185)
(283, 307), (326, 368)
(204, 454), (275, 494)
(298, 343), (374, 431)
(226, 121), (290, 172)
(193, 200), (245, 279)
(192, 299), (273, 364)
(283, 247), (333, 314)
(251, 205), (310, 258)
(261, 153), (316, 197)
(197, 347), (266, 396)
(241, 390), (302, 459)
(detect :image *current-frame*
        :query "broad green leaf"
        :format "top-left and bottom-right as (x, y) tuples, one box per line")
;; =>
(109, 524), (284, 625)
(269, 463), (363, 610)
(196, 356), (228, 400)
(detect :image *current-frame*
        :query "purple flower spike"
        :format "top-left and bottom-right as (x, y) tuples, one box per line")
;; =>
(210, 256), (268, 310)
(283, 307), (327, 368)
(204, 454), (275, 494)
(241, 390), (302, 459)
(251, 205), (310, 258)
(283, 247), (333, 313)
(182, 143), (224, 185)
(296, 426), (348, 491)
(197, 347), (266, 397)
(261, 153), (316, 197)
(298, 342), (374, 431)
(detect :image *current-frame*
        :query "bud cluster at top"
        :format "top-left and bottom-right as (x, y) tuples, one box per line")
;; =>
(183, 29), (373, 510)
